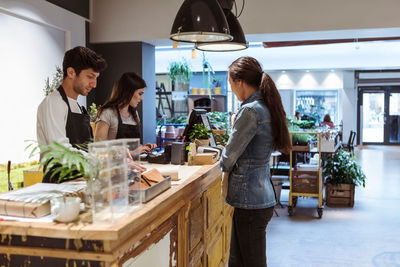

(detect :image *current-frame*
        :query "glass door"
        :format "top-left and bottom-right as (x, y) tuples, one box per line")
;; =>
(361, 92), (385, 143)
(388, 92), (400, 143)
(359, 87), (400, 145)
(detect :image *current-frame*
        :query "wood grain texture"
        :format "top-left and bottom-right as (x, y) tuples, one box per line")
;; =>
(0, 163), (231, 266)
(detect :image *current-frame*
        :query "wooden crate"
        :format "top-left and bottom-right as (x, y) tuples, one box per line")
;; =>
(326, 183), (355, 207)
(292, 145), (310, 152)
(292, 176), (318, 194)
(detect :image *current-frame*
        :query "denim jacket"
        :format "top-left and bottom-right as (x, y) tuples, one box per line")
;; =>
(220, 90), (276, 209)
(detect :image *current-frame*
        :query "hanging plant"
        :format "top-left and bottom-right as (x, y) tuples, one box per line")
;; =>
(167, 58), (192, 84)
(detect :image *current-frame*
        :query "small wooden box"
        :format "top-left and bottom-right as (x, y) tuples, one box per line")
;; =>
(292, 176), (318, 193)
(189, 153), (218, 165)
(326, 183), (355, 207)
(23, 167), (43, 187)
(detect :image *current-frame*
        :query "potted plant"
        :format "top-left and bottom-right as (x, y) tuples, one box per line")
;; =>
(207, 111), (230, 135)
(188, 124), (212, 146)
(212, 77), (222, 94)
(27, 141), (90, 184)
(44, 66), (63, 96)
(323, 149), (366, 207)
(88, 103), (98, 134)
(168, 58), (192, 91)
(214, 133), (229, 146)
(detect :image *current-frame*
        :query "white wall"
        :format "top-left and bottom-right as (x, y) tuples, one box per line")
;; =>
(90, 0), (400, 43)
(0, 0), (86, 163)
(342, 71), (358, 142)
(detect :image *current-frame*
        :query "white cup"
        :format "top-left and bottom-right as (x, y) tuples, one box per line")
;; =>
(51, 197), (81, 222)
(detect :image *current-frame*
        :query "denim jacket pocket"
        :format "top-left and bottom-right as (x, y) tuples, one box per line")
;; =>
(227, 172), (247, 204)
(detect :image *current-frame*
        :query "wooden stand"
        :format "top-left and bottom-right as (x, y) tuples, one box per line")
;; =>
(288, 132), (324, 218)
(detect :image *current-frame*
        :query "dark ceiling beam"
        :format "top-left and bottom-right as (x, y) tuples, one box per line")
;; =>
(262, 36), (400, 48)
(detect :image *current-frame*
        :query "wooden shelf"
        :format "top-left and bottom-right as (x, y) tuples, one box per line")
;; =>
(188, 95), (226, 112)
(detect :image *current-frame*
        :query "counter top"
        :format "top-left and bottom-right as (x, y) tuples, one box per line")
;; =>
(0, 163), (221, 241)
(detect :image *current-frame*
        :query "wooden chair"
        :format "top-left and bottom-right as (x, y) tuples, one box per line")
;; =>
(342, 130), (356, 155)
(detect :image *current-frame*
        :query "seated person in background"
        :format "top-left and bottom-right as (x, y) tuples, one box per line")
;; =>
(94, 72), (157, 154)
(320, 114), (335, 129)
(294, 111), (301, 121)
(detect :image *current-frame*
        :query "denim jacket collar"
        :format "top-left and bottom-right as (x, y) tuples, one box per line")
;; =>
(241, 90), (262, 107)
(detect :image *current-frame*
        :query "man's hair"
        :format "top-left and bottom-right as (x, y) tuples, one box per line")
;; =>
(62, 46), (107, 78)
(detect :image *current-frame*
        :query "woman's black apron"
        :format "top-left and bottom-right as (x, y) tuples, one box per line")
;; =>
(42, 86), (93, 183)
(115, 108), (141, 139)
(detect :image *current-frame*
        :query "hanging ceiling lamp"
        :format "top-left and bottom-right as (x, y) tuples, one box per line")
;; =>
(170, 0), (233, 43)
(195, 7), (248, 51)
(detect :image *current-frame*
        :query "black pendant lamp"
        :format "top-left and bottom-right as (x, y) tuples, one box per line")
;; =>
(195, 7), (248, 51)
(170, 0), (233, 43)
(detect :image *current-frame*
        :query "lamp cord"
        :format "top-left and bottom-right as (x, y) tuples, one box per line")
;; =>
(235, 0), (245, 18)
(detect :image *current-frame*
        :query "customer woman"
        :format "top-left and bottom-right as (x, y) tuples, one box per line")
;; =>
(320, 114), (335, 129)
(94, 72), (157, 154)
(220, 57), (291, 267)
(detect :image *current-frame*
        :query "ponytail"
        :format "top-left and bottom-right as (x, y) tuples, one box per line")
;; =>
(260, 72), (291, 154)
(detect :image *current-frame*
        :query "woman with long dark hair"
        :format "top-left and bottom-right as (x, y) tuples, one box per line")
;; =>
(221, 57), (291, 267)
(94, 72), (156, 153)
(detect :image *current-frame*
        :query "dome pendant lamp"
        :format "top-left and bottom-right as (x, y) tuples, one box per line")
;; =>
(170, 0), (233, 43)
(195, 9), (248, 51)
(196, 1), (248, 51)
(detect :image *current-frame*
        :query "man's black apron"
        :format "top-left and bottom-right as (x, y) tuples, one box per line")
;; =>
(42, 86), (93, 183)
(115, 108), (141, 139)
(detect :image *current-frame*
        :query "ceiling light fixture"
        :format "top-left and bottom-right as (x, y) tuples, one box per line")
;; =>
(195, 5), (248, 52)
(170, 0), (233, 43)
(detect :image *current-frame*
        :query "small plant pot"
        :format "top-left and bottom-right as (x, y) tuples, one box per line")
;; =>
(192, 88), (199, 95)
(214, 87), (221, 94)
(207, 88), (212, 95)
(200, 88), (206, 95)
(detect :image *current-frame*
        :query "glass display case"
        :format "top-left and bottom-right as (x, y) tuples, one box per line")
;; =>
(88, 138), (141, 224)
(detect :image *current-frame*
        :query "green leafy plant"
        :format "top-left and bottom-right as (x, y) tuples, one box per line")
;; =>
(214, 133), (229, 146)
(168, 58), (192, 84)
(323, 149), (366, 187)
(189, 124), (212, 140)
(88, 103), (98, 123)
(212, 77), (222, 87)
(26, 141), (90, 184)
(291, 134), (314, 146)
(207, 112), (230, 132)
(295, 104), (325, 127)
(44, 66), (63, 96)
(156, 115), (187, 126)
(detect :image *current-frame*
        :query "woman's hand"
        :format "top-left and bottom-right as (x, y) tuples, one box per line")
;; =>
(140, 143), (157, 154)
(127, 158), (147, 172)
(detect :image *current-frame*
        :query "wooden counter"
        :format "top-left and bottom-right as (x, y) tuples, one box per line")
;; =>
(0, 163), (233, 267)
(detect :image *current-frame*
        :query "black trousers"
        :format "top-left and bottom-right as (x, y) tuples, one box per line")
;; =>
(229, 207), (274, 267)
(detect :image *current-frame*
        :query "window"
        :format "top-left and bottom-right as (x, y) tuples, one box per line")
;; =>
(296, 90), (339, 125)
(227, 81), (240, 113)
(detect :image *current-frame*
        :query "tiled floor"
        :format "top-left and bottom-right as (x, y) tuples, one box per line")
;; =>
(267, 146), (400, 267)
